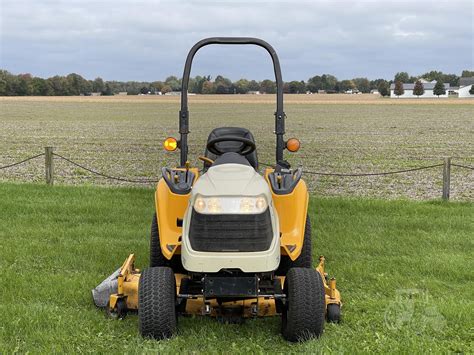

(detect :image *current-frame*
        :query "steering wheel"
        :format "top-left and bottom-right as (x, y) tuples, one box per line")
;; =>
(206, 135), (256, 156)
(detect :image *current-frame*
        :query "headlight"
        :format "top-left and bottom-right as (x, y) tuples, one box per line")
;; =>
(193, 195), (268, 214)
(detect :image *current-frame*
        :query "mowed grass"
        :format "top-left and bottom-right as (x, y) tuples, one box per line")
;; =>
(0, 182), (472, 353)
(1, 95), (473, 200)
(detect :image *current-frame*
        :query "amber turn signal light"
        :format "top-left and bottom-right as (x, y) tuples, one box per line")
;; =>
(286, 138), (300, 152)
(163, 137), (178, 151)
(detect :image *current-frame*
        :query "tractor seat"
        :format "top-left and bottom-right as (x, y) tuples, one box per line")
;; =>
(204, 127), (258, 170)
(213, 152), (251, 168)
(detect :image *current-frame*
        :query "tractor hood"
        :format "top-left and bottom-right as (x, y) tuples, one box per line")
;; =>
(192, 164), (271, 197)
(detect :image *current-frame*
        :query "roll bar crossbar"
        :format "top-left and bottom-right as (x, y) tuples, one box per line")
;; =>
(178, 37), (286, 167)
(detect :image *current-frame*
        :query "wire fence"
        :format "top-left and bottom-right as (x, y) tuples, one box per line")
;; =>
(260, 162), (449, 177)
(0, 153), (45, 170)
(52, 153), (160, 184)
(452, 163), (474, 170)
(1, 148), (473, 200)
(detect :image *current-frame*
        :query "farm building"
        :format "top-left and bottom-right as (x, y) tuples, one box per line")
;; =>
(448, 87), (459, 95)
(458, 77), (474, 98)
(390, 79), (449, 98)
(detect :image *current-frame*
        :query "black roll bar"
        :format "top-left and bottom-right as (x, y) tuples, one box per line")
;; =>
(178, 37), (286, 167)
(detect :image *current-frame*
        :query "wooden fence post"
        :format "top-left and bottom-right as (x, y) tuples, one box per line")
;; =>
(442, 157), (451, 200)
(45, 147), (54, 185)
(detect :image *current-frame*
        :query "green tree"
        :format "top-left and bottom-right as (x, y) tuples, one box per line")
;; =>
(31, 77), (52, 95)
(165, 76), (181, 91)
(161, 85), (172, 94)
(92, 77), (105, 93)
(420, 70), (442, 82)
(247, 80), (260, 91)
(201, 81), (214, 94)
(420, 71), (459, 86)
(259, 79), (276, 94)
(101, 83), (113, 96)
(321, 74), (338, 91)
(46, 76), (68, 95)
(214, 75), (232, 94)
(394, 81), (404, 97)
(234, 79), (249, 94)
(413, 80), (424, 97)
(0, 70), (17, 95)
(66, 73), (90, 95)
(151, 81), (164, 93)
(370, 78), (388, 90)
(339, 80), (356, 92)
(469, 85), (474, 95)
(377, 81), (390, 96)
(0, 71), (8, 95)
(394, 72), (410, 83)
(433, 80), (446, 97)
(352, 77), (370, 93)
(461, 70), (474, 77)
(14, 74), (33, 96)
(441, 74), (459, 87)
(288, 80), (305, 94)
(190, 76), (210, 94)
(306, 75), (322, 92)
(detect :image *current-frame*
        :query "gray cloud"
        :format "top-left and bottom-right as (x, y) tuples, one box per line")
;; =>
(1, 0), (472, 81)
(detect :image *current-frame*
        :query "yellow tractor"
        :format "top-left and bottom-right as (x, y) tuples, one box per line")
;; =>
(93, 37), (341, 342)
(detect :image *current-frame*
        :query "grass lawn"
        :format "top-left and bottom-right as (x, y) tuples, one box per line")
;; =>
(0, 182), (472, 353)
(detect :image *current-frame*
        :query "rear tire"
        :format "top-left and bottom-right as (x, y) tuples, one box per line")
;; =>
(277, 215), (312, 276)
(281, 267), (325, 342)
(138, 267), (177, 339)
(150, 213), (183, 271)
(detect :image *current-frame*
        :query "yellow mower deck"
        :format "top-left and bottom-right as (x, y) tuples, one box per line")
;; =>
(107, 254), (341, 317)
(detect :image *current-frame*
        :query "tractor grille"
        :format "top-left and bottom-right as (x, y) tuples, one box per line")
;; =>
(189, 209), (273, 252)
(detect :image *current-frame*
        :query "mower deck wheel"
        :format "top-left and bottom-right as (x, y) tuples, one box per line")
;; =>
(327, 303), (341, 323)
(106, 299), (127, 319)
(138, 267), (177, 339)
(281, 267), (325, 342)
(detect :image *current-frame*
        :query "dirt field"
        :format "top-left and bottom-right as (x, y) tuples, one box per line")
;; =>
(1, 94), (473, 200)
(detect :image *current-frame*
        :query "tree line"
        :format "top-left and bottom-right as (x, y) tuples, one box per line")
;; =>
(393, 79), (444, 97)
(391, 70), (474, 97)
(0, 69), (472, 97)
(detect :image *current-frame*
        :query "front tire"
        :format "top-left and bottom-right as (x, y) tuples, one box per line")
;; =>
(281, 267), (325, 342)
(138, 267), (177, 339)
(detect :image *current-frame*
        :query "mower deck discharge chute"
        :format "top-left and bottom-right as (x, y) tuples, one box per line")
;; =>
(93, 37), (341, 342)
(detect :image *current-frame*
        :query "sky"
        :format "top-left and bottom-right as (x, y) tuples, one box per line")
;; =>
(0, 0), (473, 82)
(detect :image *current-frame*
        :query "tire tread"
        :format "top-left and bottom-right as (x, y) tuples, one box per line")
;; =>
(282, 267), (325, 342)
(138, 267), (177, 339)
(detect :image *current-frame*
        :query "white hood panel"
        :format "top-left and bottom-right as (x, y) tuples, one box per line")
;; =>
(192, 164), (271, 198)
